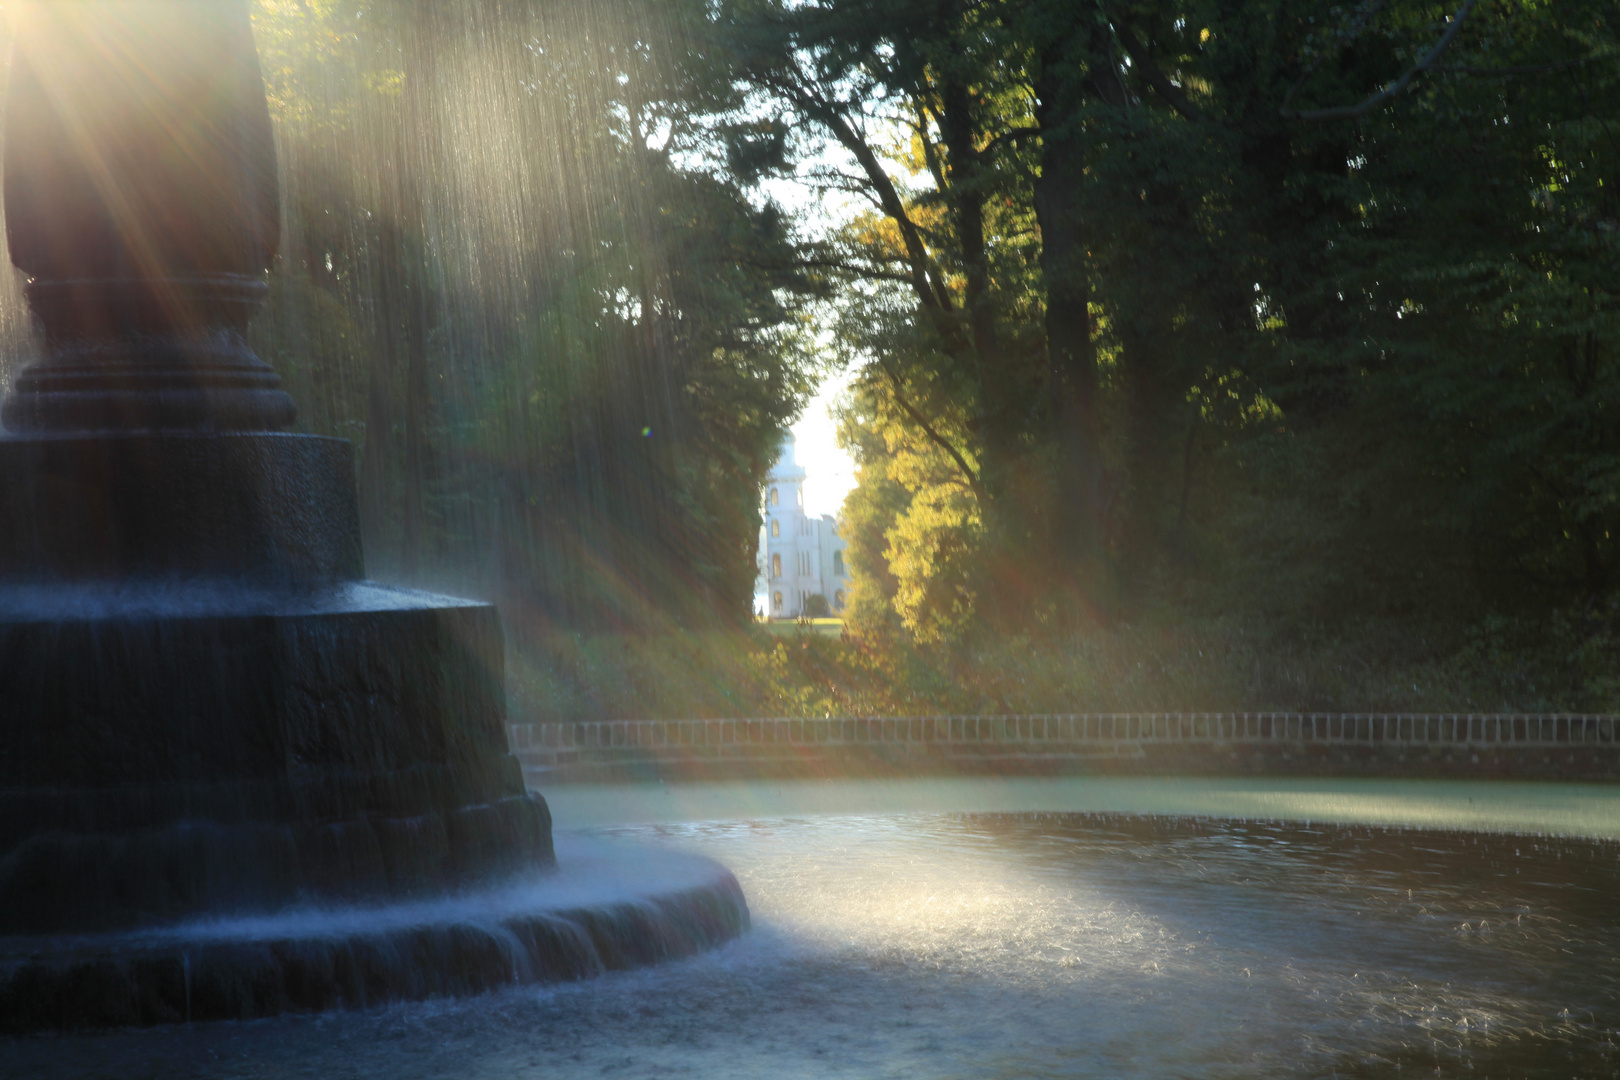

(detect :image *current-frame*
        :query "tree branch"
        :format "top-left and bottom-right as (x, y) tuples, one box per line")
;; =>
(978, 125), (1044, 157)
(878, 361), (986, 505)
(766, 69), (958, 322)
(755, 257), (918, 284)
(1112, 25), (1205, 122)
(909, 105), (949, 191)
(1282, 0), (1477, 121)
(1279, 0), (1387, 113)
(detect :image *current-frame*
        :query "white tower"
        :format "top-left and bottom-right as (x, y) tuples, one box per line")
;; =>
(761, 436), (851, 619)
(764, 436), (815, 617)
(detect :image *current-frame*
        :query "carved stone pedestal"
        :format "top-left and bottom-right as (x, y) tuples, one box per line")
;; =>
(0, 434), (553, 935)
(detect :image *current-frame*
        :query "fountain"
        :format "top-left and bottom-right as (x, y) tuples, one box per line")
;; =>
(0, 0), (745, 1031)
(6, 792), (1619, 1077)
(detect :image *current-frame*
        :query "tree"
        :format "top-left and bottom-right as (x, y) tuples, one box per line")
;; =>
(738, 0), (1620, 644)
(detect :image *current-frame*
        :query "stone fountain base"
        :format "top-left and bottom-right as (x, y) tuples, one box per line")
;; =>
(0, 432), (559, 940)
(0, 581), (552, 935)
(0, 859), (749, 1032)
(0, 432), (754, 1031)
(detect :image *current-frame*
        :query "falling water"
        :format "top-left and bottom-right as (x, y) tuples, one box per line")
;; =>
(0, 840), (746, 1032)
(245, 0), (788, 633)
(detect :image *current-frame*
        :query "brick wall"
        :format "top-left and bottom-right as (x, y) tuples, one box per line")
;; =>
(508, 713), (1620, 783)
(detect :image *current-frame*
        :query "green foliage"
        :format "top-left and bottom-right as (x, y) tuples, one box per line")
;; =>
(885, 474), (982, 643)
(510, 605), (1620, 721)
(722, 0), (1620, 670)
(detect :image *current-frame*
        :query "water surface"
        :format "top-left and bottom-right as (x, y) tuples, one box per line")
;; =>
(5, 779), (1619, 1079)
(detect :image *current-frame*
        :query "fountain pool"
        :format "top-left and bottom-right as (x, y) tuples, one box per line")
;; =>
(4, 777), (1617, 1079)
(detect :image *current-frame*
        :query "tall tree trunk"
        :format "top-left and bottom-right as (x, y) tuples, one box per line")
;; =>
(1034, 40), (1109, 622)
(939, 79), (998, 374)
(942, 67), (1032, 623)
(1118, 322), (1188, 581)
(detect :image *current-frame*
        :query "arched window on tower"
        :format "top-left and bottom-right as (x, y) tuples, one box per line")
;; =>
(770, 519), (779, 537)
(771, 553), (781, 578)
(833, 551), (845, 576)
(795, 487), (803, 507)
(772, 591), (782, 612)
(769, 488), (779, 506)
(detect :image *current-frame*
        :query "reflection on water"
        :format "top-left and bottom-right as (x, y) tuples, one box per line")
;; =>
(6, 812), (1619, 1079)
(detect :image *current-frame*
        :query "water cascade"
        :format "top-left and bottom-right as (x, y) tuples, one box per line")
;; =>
(0, 0), (746, 1031)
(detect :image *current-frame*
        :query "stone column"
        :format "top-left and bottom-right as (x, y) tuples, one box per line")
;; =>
(2, 0), (294, 433)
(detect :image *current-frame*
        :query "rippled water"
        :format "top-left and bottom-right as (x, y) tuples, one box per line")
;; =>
(5, 810), (1618, 1079)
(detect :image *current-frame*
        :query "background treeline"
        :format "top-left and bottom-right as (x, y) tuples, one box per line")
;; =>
(2, 0), (1613, 713)
(712, 0), (1620, 713)
(747, 0), (1620, 640)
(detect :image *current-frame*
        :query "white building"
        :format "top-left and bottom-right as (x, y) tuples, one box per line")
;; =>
(760, 436), (850, 618)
